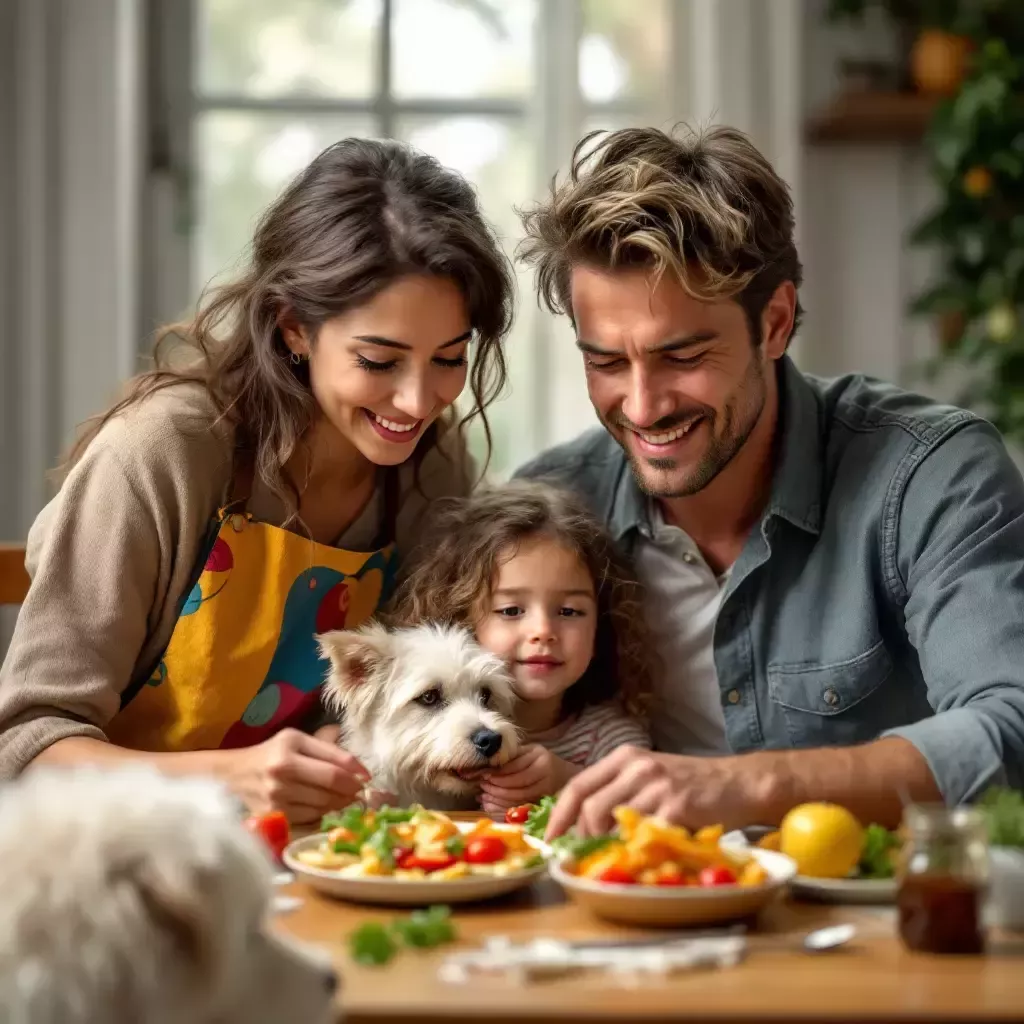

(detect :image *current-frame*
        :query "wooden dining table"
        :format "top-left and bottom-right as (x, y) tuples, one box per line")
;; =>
(272, 817), (1024, 1024)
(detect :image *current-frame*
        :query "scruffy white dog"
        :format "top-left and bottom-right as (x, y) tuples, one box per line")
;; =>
(319, 621), (520, 808)
(0, 766), (337, 1024)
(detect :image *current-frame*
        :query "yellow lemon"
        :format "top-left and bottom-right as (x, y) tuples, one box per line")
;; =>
(779, 803), (864, 879)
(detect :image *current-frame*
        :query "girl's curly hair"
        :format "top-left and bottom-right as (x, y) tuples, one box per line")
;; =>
(388, 479), (655, 720)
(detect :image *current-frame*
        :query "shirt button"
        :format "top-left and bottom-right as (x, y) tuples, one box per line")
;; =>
(681, 551), (698, 565)
(726, 689), (741, 705)
(823, 687), (840, 708)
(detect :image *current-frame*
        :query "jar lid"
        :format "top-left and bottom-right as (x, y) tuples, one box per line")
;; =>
(902, 803), (986, 838)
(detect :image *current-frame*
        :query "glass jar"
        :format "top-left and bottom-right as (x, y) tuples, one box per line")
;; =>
(896, 804), (990, 954)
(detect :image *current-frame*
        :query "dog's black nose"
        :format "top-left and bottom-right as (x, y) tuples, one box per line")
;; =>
(471, 728), (502, 758)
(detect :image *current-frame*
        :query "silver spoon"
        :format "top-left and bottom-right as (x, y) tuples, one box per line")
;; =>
(802, 923), (856, 952)
(565, 922), (855, 954)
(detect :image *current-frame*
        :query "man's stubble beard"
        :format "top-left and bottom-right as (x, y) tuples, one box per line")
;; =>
(603, 352), (768, 500)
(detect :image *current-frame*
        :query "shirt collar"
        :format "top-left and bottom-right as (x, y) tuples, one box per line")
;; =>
(766, 354), (823, 535)
(609, 354), (823, 541)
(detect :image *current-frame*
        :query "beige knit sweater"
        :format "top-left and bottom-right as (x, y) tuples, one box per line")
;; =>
(0, 385), (473, 778)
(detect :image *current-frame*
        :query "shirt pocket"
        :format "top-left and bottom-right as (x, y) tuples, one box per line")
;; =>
(766, 640), (894, 747)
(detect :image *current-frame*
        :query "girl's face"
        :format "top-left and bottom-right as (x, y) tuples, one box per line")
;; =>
(285, 274), (471, 467)
(474, 535), (598, 704)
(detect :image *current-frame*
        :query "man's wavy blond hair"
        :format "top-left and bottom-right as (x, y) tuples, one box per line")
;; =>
(519, 124), (803, 343)
(388, 480), (655, 720)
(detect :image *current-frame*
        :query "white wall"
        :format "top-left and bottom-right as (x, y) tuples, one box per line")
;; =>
(799, 0), (942, 387)
(0, 0), (144, 651)
(0, 0), (144, 540)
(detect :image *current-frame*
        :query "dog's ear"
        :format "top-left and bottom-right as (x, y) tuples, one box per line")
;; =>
(125, 856), (219, 983)
(318, 621), (393, 699)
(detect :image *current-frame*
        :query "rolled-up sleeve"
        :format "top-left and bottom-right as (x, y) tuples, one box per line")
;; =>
(882, 420), (1024, 804)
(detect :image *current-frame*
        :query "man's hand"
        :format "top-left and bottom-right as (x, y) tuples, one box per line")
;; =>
(479, 744), (580, 815)
(544, 745), (784, 839)
(544, 737), (942, 839)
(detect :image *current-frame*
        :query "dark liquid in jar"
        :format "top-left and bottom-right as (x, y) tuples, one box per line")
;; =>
(897, 874), (985, 954)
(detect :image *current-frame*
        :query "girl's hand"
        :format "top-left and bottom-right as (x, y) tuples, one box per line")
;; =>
(478, 744), (581, 814)
(229, 727), (371, 825)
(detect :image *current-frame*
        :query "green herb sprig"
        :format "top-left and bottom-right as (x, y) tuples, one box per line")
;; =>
(348, 905), (457, 966)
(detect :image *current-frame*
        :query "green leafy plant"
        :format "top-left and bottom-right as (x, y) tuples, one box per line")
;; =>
(823, 0), (1024, 447)
(911, 39), (1024, 442)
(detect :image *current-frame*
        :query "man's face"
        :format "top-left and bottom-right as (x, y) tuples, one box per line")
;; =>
(571, 265), (790, 499)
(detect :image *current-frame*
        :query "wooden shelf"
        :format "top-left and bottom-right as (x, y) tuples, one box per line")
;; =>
(806, 90), (939, 144)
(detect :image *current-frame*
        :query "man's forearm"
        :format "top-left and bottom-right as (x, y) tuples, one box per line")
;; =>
(744, 736), (942, 828)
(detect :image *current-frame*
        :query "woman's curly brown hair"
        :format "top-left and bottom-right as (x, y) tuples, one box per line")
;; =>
(388, 479), (655, 720)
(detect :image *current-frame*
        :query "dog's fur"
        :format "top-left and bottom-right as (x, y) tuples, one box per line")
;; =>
(320, 622), (520, 809)
(0, 766), (337, 1024)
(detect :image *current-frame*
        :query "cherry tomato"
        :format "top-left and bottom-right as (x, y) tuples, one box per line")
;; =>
(244, 811), (290, 862)
(656, 870), (688, 887)
(505, 805), (531, 824)
(697, 865), (738, 887)
(463, 836), (507, 865)
(597, 866), (636, 885)
(401, 853), (457, 873)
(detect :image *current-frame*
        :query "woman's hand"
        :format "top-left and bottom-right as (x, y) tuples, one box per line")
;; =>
(228, 728), (371, 824)
(478, 744), (580, 815)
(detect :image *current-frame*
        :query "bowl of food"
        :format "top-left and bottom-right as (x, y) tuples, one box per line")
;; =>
(723, 803), (901, 904)
(546, 807), (796, 927)
(283, 804), (549, 905)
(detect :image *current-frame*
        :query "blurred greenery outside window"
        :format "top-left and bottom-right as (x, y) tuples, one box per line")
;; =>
(193, 0), (670, 476)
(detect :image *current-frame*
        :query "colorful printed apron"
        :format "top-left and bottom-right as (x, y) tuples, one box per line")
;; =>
(106, 463), (398, 752)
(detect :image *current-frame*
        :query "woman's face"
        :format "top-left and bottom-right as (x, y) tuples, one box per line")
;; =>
(285, 274), (472, 466)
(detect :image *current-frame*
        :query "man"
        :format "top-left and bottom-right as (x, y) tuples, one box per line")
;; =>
(514, 125), (1024, 838)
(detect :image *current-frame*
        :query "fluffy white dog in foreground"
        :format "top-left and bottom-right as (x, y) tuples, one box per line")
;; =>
(320, 622), (520, 809)
(0, 766), (338, 1024)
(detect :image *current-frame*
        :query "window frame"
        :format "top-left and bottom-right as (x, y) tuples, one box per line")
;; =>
(145, 0), (695, 467)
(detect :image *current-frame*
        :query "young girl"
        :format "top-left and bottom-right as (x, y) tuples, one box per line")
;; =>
(0, 138), (515, 824)
(389, 479), (654, 813)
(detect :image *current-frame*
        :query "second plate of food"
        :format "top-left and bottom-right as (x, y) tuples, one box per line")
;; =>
(720, 826), (897, 905)
(284, 805), (550, 905)
(548, 809), (797, 927)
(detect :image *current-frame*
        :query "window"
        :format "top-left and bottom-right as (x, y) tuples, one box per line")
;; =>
(181, 0), (674, 475)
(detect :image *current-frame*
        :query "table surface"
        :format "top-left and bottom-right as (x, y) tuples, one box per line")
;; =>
(273, 822), (1024, 1024)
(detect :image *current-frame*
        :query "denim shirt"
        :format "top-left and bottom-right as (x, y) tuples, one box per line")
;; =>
(514, 356), (1024, 805)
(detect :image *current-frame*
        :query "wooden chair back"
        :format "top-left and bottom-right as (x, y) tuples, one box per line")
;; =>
(0, 544), (30, 606)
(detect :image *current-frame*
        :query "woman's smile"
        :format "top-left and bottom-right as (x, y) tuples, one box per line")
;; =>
(364, 409), (424, 444)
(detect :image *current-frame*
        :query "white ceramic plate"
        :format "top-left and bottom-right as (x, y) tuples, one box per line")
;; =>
(283, 821), (550, 906)
(549, 848), (796, 927)
(720, 830), (896, 905)
(787, 874), (896, 904)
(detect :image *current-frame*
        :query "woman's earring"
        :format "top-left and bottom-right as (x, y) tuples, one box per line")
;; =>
(290, 352), (304, 366)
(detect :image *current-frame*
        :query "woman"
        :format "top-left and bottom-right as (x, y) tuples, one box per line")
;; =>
(0, 138), (514, 822)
